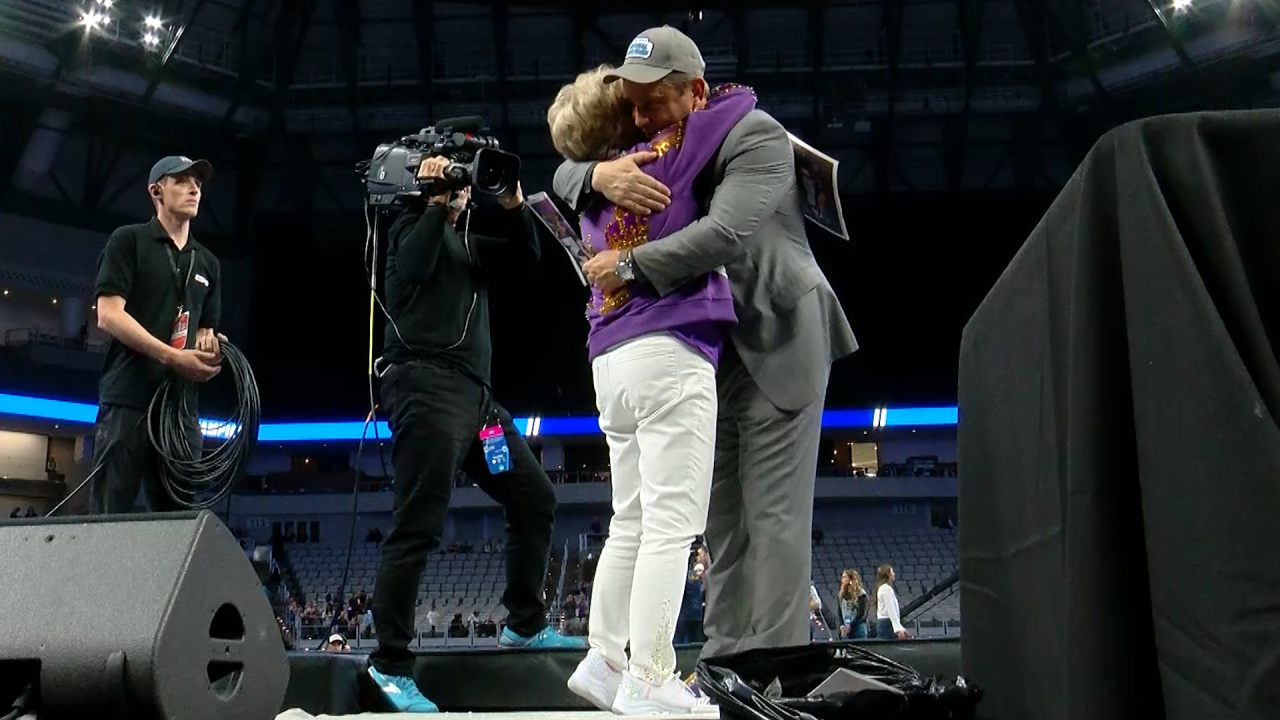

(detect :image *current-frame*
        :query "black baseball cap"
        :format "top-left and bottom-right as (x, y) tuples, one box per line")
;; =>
(604, 26), (706, 84)
(148, 155), (213, 185)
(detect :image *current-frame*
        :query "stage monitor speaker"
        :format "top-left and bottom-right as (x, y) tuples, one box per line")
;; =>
(0, 510), (289, 720)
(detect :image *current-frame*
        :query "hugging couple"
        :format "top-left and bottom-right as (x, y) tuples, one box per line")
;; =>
(547, 25), (857, 716)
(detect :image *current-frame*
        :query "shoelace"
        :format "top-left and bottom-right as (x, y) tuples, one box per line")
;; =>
(390, 675), (427, 697)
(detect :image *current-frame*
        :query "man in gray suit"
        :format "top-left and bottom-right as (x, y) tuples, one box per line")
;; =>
(555, 26), (857, 657)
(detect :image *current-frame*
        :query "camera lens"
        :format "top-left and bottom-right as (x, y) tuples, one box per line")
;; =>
(475, 164), (502, 192)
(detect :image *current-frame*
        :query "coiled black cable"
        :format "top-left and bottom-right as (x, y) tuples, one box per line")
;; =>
(147, 341), (261, 509)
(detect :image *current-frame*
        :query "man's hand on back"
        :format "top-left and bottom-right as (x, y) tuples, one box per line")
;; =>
(591, 152), (671, 215)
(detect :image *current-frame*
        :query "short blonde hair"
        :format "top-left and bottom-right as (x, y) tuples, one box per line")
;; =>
(547, 65), (632, 162)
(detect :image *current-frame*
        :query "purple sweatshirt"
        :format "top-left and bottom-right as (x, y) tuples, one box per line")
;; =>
(581, 85), (757, 366)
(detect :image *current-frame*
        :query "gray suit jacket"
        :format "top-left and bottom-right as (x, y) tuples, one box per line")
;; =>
(553, 109), (857, 411)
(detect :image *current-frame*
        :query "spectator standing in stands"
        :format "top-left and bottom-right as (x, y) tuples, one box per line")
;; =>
(425, 603), (440, 638)
(873, 564), (909, 640)
(838, 569), (869, 639)
(367, 156), (581, 714)
(552, 27), (857, 664)
(678, 562), (707, 643)
(91, 156), (225, 514)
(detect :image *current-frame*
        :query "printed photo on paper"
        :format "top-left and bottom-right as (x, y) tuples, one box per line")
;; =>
(526, 192), (590, 286)
(789, 133), (850, 241)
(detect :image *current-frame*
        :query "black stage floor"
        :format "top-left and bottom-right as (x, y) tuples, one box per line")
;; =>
(279, 639), (962, 715)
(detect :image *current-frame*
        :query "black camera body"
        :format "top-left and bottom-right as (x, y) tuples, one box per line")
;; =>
(357, 116), (521, 207)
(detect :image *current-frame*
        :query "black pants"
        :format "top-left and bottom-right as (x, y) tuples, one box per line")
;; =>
(370, 361), (558, 676)
(88, 403), (199, 514)
(676, 619), (704, 644)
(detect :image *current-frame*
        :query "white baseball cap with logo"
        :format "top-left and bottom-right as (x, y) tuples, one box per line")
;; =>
(603, 26), (706, 84)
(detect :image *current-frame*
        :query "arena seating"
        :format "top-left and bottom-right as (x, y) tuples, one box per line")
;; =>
(286, 527), (961, 637)
(288, 543), (508, 621)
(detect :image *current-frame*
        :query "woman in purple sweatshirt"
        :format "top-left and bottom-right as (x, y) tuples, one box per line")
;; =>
(547, 66), (756, 714)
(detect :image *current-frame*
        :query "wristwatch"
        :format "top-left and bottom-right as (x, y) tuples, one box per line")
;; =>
(616, 249), (637, 284)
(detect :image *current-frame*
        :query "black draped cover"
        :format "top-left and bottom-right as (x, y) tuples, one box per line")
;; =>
(958, 111), (1280, 720)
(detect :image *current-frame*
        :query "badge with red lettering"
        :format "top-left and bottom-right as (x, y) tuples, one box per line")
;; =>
(479, 424), (510, 474)
(169, 307), (190, 350)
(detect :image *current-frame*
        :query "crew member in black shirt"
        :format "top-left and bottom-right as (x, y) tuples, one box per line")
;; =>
(91, 155), (225, 514)
(367, 156), (582, 712)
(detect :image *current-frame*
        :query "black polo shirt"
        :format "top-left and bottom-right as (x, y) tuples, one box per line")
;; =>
(95, 217), (222, 410)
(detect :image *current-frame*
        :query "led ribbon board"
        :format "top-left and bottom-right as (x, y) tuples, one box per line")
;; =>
(0, 392), (956, 442)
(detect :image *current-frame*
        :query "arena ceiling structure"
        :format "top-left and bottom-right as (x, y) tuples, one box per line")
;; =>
(0, 0), (1277, 249)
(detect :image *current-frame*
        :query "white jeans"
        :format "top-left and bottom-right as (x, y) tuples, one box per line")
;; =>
(588, 333), (718, 685)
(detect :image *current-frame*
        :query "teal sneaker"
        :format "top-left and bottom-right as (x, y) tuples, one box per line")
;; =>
(499, 625), (587, 649)
(367, 666), (439, 713)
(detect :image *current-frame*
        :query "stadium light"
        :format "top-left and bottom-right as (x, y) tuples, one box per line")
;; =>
(144, 16), (163, 30)
(0, 391), (959, 442)
(142, 32), (160, 47)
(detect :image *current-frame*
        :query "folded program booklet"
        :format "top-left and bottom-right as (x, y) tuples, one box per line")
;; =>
(526, 191), (591, 286)
(789, 133), (849, 241)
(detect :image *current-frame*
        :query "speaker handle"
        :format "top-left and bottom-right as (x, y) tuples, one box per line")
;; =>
(106, 651), (127, 712)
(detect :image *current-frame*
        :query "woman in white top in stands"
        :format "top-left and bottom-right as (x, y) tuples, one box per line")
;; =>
(874, 564), (910, 640)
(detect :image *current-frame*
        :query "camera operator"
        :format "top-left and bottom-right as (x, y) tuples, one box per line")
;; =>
(367, 156), (584, 713)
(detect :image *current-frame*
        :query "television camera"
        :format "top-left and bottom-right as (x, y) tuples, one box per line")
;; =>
(356, 116), (521, 207)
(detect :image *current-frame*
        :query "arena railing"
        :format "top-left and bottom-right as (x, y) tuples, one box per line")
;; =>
(553, 539), (569, 610)
(291, 617), (532, 651)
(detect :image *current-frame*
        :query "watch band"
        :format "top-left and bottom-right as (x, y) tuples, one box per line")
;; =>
(616, 249), (636, 284)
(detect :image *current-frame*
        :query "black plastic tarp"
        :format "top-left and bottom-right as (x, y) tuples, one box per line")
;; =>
(696, 643), (980, 720)
(958, 110), (1280, 720)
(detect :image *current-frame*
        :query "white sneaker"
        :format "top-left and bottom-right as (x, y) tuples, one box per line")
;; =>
(613, 672), (718, 716)
(566, 651), (622, 712)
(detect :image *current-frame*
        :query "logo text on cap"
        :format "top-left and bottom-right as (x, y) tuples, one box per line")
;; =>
(626, 37), (654, 60)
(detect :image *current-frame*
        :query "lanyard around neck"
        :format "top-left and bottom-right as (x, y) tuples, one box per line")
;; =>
(165, 245), (196, 297)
